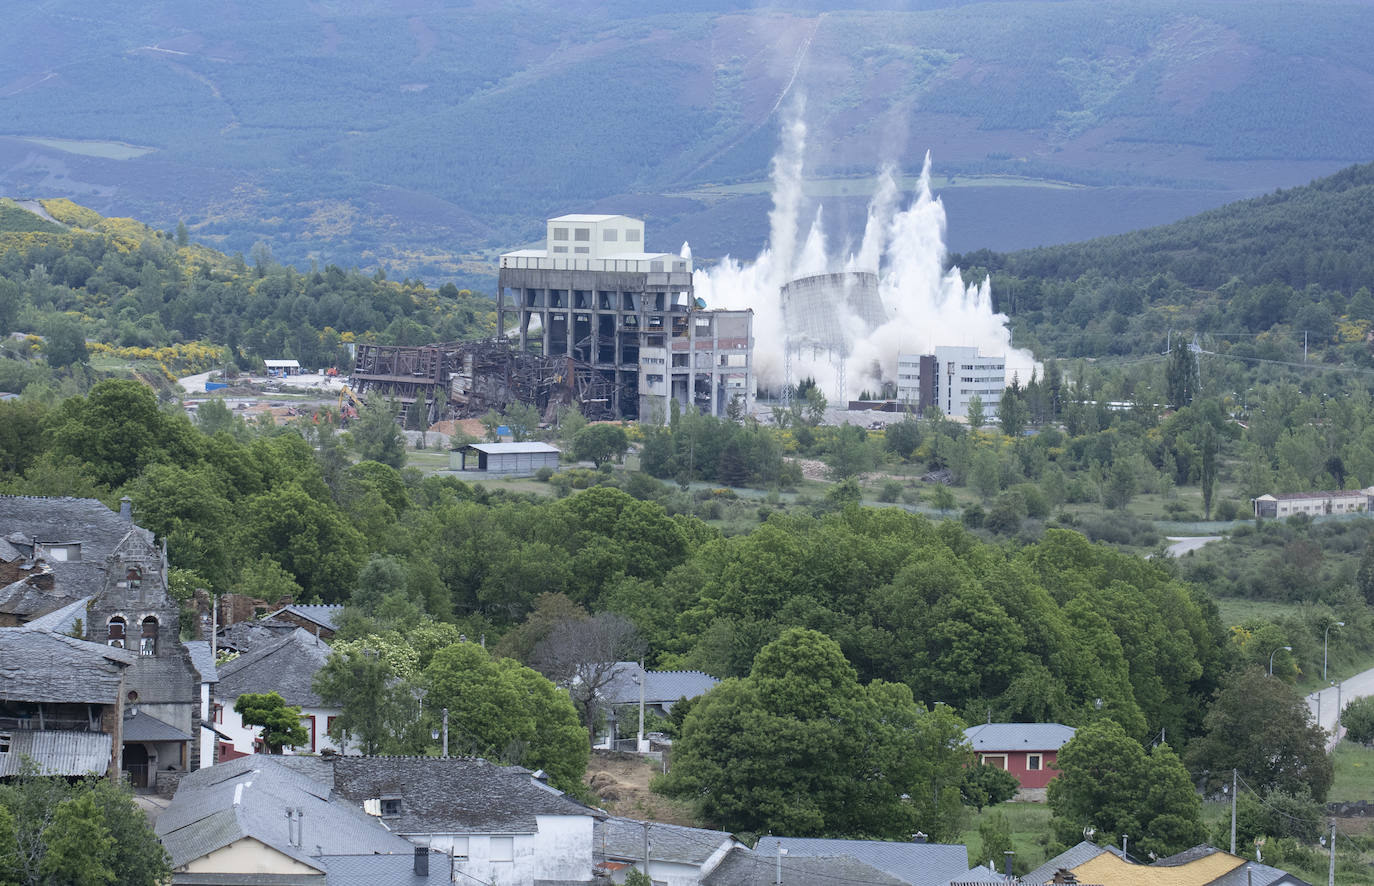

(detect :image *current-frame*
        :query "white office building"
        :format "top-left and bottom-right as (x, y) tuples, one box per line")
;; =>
(896, 346), (1007, 421)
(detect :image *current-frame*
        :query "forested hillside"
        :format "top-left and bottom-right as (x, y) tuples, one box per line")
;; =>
(0, 198), (492, 392)
(3, 0), (1373, 276)
(956, 160), (1374, 361)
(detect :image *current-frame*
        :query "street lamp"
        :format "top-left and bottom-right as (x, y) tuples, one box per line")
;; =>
(429, 707), (449, 758)
(1269, 645), (1292, 676)
(1324, 622), (1345, 681)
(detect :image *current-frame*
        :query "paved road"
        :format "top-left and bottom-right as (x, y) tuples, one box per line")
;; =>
(178, 370), (213, 393)
(1306, 666), (1374, 750)
(1164, 536), (1222, 557)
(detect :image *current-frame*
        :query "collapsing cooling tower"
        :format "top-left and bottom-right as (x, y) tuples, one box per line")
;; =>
(779, 271), (885, 400)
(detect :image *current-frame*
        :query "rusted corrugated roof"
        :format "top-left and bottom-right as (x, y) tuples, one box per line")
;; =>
(0, 729), (111, 776)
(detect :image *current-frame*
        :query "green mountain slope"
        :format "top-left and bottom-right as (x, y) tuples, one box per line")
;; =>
(966, 161), (1374, 293)
(0, 199), (494, 373)
(954, 161), (1374, 361)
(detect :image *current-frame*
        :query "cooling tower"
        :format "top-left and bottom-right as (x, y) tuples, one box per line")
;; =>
(779, 271), (885, 357)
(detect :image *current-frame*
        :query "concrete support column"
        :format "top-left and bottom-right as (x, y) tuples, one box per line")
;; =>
(497, 285), (505, 339)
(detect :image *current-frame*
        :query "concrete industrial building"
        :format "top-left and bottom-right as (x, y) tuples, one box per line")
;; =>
(498, 214), (754, 421)
(897, 346), (1006, 421)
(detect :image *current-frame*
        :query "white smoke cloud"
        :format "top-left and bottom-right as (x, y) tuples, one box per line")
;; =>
(692, 102), (1037, 403)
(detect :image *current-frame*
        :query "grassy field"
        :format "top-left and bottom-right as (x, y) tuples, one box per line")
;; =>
(1212, 598), (1305, 627)
(1330, 742), (1374, 803)
(958, 803), (1055, 875)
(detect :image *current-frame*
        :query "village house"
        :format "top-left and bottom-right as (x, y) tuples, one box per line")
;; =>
(215, 627), (347, 756)
(702, 848), (908, 886)
(0, 494), (152, 625)
(1023, 841), (1311, 886)
(753, 837), (973, 886)
(598, 662), (719, 749)
(963, 722), (1075, 794)
(329, 755), (603, 886)
(0, 624), (136, 779)
(155, 755), (450, 886)
(595, 817), (745, 886)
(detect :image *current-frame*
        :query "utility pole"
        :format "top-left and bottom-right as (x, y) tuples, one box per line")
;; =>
(1329, 821), (1337, 886)
(441, 707), (449, 759)
(638, 659), (646, 752)
(1236, 769), (1247, 857)
(642, 820), (650, 878)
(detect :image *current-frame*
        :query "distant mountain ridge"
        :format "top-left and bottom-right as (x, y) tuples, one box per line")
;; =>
(2, 0), (1372, 282)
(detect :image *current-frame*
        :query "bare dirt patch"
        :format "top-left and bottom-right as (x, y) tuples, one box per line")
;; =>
(584, 752), (699, 825)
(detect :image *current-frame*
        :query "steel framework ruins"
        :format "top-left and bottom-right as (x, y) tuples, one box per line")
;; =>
(349, 339), (622, 426)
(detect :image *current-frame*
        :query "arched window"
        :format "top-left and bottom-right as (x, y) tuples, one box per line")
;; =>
(107, 616), (126, 648)
(139, 616), (158, 656)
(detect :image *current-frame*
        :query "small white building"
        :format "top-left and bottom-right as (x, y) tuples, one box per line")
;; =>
(263, 359), (301, 376)
(596, 818), (744, 886)
(1253, 489), (1374, 519)
(896, 346), (1006, 421)
(452, 442), (561, 476)
(331, 756), (602, 886)
(214, 627), (354, 756)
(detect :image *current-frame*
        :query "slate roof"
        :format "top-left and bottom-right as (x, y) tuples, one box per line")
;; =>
(124, 710), (194, 742)
(217, 618), (300, 653)
(0, 495), (155, 598)
(963, 722), (1076, 752)
(0, 627), (134, 703)
(0, 568), (78, 622)
(330, 756), (596, 835)
(156, 755), (412, 870)
(184, 641), (219, 683)
(596, 817), (739, 865)
(0, 729), (112, 776)
(20, 594), (94, 634)
(703, 848), (908, 886)
(753, 837), (972, 886)
(317, 851), (453, 886)
(217, 628), (333, 708)
(600, 662), (720, 709)
(266, 604), (344, 633)
(1022, 841), (1127, 885)
(948, 864), (1003, 885)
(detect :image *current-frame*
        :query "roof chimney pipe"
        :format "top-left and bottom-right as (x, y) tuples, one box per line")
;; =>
(414, 846), (429, 877)
(119, 496), (133, 521)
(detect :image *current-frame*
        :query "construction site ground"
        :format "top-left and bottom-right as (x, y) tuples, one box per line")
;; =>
(584, 752), (698, 826)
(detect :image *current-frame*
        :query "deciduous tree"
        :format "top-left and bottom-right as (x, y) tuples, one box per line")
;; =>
(234, 692), (308, 753)
(1048, 719), (1205, 858)
(656, 628), (969, 840)
(1186, 667), (1333, 801)
(424, 642), (588, 792)
(571, 424), (629, 468)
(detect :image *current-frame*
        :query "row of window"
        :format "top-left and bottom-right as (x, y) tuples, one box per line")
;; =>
(980, 752), (1044, 771)
(551, 227), (642, 243)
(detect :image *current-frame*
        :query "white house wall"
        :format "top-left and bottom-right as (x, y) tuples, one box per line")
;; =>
(413, 815), (593, 886)
(218, 702), (354, 756)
